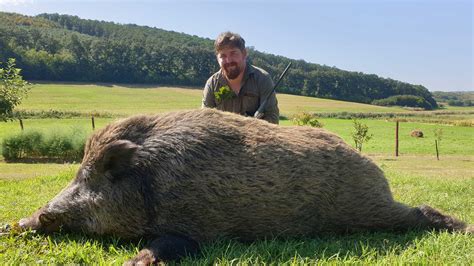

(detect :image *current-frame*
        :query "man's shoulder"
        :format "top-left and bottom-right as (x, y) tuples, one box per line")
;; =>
(249, 65), (273, 85)
(249, 64), (271, 77)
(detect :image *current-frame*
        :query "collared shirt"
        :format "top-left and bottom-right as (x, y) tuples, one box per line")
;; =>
(202, 64), (279, 124)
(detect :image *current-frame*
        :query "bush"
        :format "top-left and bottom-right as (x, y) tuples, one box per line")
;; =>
(2, 130), (86, 162)
(2, 131), (43, 160)
(372, 95), (434, 110)
(447, 99), (473, 107)
(351, 119), (372, 152)
(292, 111), (323, 127)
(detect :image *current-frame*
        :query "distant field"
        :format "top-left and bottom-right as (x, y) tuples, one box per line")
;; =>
(0, 82), (471, 158)
(19, 83), (410, 116)
(18, 83), (202, 115)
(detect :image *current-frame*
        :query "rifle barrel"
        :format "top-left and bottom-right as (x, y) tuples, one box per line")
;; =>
(254, 62), (292, 118)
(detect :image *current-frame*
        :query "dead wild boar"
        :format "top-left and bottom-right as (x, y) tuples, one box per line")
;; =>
(19, 108), (472, 264)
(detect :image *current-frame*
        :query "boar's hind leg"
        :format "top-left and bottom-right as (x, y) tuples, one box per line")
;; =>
(387, 203), (470, 233)
(125, 234), (199, 265)
(413, 205), (471, 232)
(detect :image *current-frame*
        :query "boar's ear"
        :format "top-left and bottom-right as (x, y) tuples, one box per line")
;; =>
(99, 140), (140, 176)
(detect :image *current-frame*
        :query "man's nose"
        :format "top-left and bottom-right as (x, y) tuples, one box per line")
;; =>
(222, 57), (231, 64)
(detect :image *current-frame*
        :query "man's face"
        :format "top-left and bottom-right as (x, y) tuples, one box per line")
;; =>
(216, 46), (247, 80)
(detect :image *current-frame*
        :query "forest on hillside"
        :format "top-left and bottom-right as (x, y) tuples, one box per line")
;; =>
(0, 12), (438, 109)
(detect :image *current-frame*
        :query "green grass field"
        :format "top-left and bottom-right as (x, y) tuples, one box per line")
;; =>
(20, 82), (412, 116)
(2, 117), (472, 157)
(1, 83), (473, 264)
(1, 156), (472, 264)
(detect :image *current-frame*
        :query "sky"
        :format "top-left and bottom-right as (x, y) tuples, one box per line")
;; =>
(0, 0), (472, 92)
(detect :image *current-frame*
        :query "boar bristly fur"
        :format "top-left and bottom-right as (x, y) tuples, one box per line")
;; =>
(19, 108), (472, 264)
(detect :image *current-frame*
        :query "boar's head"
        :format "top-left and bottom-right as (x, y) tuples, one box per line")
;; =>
(19, 133), (156, 238)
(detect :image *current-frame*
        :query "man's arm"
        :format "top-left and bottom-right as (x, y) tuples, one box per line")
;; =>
(259, 74), (280, 124)
(202, 78), (216, 108)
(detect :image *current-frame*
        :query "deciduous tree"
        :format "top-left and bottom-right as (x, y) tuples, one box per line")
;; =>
(0, 58), (31, 121)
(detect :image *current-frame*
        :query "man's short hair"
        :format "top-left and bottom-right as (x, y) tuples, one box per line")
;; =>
(214, 32), (246, 54)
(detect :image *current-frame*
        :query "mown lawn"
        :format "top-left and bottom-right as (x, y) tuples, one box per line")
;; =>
(0, 156), (472, 264)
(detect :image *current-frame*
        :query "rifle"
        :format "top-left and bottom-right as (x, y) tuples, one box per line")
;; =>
(254, 62), (292, 119)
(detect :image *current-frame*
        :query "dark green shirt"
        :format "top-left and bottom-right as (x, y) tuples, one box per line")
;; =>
(202, 64), (279, 124)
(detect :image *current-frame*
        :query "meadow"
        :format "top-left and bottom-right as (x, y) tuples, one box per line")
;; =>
(0, 83), (473, 264)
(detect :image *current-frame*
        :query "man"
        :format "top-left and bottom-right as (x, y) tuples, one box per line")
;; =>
(202, 32), (279, 124)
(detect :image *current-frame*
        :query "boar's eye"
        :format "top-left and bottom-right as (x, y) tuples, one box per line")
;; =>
(99, 140), (140, 179)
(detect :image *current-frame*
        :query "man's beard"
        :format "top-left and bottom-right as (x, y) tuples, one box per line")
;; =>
(223, 62), (242, 80)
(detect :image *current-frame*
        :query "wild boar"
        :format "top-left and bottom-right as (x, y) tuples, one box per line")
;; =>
(19, 108), (472, 264)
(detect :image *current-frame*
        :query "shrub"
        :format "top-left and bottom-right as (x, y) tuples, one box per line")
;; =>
(447, 99), (473, 107)
(351, 119), (372, 152)
(2, 130), (86, 162)
(292, 111), (323, 127)
(372, 95), (434, 110)
(2, 131), (43, 160)
(12, 109), (116, 119)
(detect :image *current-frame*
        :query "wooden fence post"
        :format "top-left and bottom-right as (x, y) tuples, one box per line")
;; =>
(19, 118), (24, 131)
(435, 140), (439, 160)
(91, 116), (95, 130)
(395, 120), (399, 157)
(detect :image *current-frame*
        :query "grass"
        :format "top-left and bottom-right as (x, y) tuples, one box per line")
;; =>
(282, 118), (474, 155)
(0, 118), (115, 158)
(0, 162), (78, 180)
(0, 117), (114, 140)
(19, 82), (413, 117)
(0, 156), (472, 264)
(1, 118), (473, 158)
(18, 83), (202, 116)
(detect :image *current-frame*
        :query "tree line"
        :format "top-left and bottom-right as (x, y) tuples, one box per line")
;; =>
(431, 91), (473, 107)
(0, 12), (437, 109)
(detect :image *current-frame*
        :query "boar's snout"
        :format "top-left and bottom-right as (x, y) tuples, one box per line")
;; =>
(19, 211), (61, 233)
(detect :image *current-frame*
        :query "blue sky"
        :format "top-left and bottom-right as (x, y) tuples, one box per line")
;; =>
(0, 0), (472, 92)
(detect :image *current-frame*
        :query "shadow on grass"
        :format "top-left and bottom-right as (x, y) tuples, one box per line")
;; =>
(5, 229), (434, 264)
(192, 230), (433, 264)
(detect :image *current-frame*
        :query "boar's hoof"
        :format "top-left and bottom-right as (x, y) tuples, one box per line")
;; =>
(125, 234), (199, 264)
(466, 225), (474, 234)
(124, 248), (157, 266)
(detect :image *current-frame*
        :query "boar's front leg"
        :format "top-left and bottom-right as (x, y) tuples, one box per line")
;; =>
(125, 234), (200, 265)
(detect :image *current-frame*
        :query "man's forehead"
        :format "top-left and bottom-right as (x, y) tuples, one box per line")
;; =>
(217, 46), (244, 55)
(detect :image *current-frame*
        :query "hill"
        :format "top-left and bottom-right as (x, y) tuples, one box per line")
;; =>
(0, 12), (437, 109)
